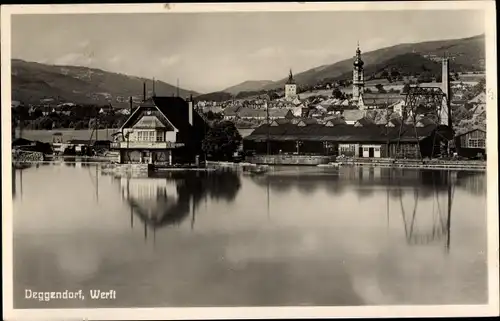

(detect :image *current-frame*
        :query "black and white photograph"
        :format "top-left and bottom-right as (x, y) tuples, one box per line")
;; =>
(2, 2), (499, 320)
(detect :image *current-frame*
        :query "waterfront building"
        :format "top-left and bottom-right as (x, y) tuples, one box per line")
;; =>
(111, 96), (208, 165)
(243, 120), (453, 159)
(454, 127), (486, 159)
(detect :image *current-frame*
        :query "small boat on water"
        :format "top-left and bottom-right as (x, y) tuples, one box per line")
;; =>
(242, 164), (269, 175)
(317, 162), (340, 168)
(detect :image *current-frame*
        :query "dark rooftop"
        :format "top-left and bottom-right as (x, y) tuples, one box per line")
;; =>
(244, 122), (451, 143)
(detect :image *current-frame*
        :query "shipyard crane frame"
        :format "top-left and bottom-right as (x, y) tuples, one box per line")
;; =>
(395, 86), (452, 160)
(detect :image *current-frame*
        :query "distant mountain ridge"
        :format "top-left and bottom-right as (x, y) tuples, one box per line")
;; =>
(11, 59), (199, 108)
(11, 34), (485, 105)
(221, 34), (485, 94)
(222, 80), (275, 95)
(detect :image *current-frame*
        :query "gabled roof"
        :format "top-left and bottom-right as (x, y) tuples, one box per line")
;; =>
(151, 97), (206, 134)
(455, 126), (486, 137)
(244, 122), (447, 143)
(238, 108), (267, 118)
(297, 118), (319, 126)
(12, 138), (34, 146)
(468, 92), (486, 104)
(223, 106), (240, 116)
(386, 117), (402, 127)
(132, 115), (167, 129)
(343, 109), (365, 122)
(271, 119), (291, 126)
(325, 118), (346, 126)
(354, 117), (375, 127)
(471, 103), (486, 115)
(415, 117), (435, 127)
(269, 108), (292, 118)
(361, 93), (405, 106)
(120, 97), (207, 135)
(324, 115), (340, 122)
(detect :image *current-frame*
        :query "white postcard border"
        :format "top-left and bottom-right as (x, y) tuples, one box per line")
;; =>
(1, 2), (498, 320)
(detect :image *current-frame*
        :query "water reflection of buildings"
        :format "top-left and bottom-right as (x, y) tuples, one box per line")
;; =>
(12, 162), (34, 200)
(251, 168), (486, 252)
(112, 171), (241, 242)
(393, 170), (455, 251)
(251, 167), (484, 198)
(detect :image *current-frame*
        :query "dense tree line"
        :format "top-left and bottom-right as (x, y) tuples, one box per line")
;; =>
(11, 104), (128, 131)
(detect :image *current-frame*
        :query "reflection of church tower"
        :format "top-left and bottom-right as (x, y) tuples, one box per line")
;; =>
(352, 43), (365, 104)
(285, 69), (297, 100)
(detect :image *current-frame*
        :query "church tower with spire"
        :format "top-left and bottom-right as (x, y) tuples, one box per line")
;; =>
(284, 69), (297, 100)
(352, 42), (365, 103)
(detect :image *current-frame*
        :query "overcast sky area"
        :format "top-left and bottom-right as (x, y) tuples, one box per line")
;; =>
(12, 10), (485, 93)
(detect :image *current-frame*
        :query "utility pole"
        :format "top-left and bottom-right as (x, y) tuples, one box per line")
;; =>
(266, 100), (270, 155)
(96, 111), (99, 143)
(385, 98), (390, 158)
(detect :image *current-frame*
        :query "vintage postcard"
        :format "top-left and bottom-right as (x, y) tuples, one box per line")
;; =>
(1, 1), (499, 320)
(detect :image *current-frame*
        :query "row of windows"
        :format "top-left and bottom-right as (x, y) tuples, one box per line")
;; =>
(339, 145), (356, 153)
(468, 139), (485, 148)
(136, 131), (165, 142)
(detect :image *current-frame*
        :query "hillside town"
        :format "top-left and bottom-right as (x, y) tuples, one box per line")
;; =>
(12, 38), (486, 165)
(12, 43), (487, 165)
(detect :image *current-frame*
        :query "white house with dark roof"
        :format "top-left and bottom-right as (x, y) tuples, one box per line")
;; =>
(111, 96), (208, 165)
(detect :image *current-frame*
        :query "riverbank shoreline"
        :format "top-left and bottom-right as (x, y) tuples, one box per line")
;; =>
(12, 158), (487, 172)
(207, 159), (486, 171)
(333, 158), (486, 171)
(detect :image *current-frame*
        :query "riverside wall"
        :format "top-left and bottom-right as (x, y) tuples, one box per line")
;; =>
(246, 155), (336, 166)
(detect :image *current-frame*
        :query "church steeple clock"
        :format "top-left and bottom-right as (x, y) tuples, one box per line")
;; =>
(352, 42), (365, 103)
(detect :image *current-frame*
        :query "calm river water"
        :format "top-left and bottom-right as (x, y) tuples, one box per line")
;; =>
(12, 163), (488, 308)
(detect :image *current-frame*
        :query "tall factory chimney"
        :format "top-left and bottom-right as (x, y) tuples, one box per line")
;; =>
(188, 100), (193, 126)
(143, 82), (146, 101)
(440, 58), (451, 127)
(129, 96), (133, 114)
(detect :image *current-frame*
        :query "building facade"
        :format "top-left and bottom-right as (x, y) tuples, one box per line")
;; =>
(243, 121), (453, 159)
(454, 128), (486, 159)
(111, 96), (208, 165)
(352, 44), (365, 104)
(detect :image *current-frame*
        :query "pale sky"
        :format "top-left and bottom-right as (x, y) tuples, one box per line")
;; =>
(11, 10), (485, 93)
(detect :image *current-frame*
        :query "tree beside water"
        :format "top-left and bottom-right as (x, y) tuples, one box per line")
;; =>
(202, 120), (242, 161)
